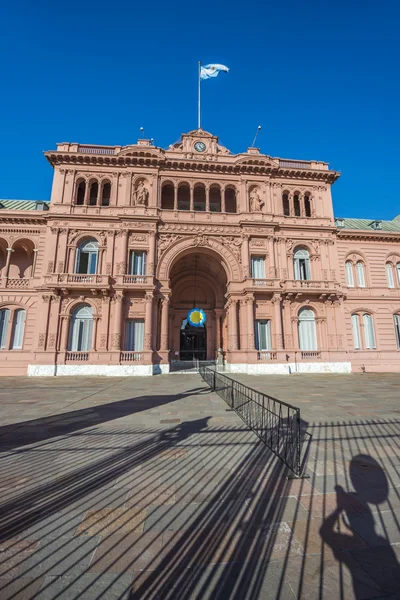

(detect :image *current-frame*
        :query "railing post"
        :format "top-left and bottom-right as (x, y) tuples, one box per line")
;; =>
(296, 409), (301, 477)
(212, 368), (216, 391)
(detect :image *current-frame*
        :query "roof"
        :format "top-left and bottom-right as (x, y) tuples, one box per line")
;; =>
(0, 200), (49, 211)
(337, 215), (400, 233)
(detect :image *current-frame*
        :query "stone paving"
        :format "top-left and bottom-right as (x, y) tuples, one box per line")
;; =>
(0, 373), (399, 599)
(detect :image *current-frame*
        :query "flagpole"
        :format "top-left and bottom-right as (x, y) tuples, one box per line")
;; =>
(198, 61), (201, 129)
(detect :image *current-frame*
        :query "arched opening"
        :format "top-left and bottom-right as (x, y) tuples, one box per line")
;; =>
(168, 250), (227, 363)
(209, 185), (221, 212)
(89, 181), (98, 206)
(68, 304), (94, 351)
(161, 183), (174, 209)
(75, 239), (99, 274)
(304, 193), (311, 217)
(282, 192), (290, 216)
(298, 307), (317, 351)
(177, 183), (190, 211)
(293, 247), (311, 280)
(225, 187), (236, 213)
(101, 182), (111, 206)
(294, 193), (301, 216)
(193, 183), (206, 211)
(76, 180), (86, 205)
(9, 239), (35, 279)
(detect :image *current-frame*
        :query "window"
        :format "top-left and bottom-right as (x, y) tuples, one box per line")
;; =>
(89, 182), (98, 206)
(129, 251), (147, 276)
(101, 182), (111, 206)
(298, 308), (317, 351)
(76, 181), (86, 205)
(294, 248), (311, 281)
(282, 193), (290, 216)
(394, 315), (400, 349)
(69, 305), (94, 352)
(397, 264), (400, 285)
(209, 186), (222, 212)
(294, 194), (301, 217)
(363, 314), (376, 349)
(345, 261), (354, 287)
(251, 256), (265, 279)
(351, 314), (361, 349)
(161, 183), (174, 209)
(125, 319), (144, 351)
(75, 240), (98, 274)
(255, 320), (271, 351)
(0, 309), (10, 349)
(225, 188), (236, 213)
(356, 261), (366, 287)
(11, 309), (26, 349)
(386, 263), (395, 288)
(304, 193), (311, 217)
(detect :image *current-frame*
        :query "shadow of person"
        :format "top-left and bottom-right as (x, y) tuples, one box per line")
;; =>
(320, 454), (400, 598)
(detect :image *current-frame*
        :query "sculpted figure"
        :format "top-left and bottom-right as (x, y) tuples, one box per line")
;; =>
(250, 188), (264, 212)
(133, 181), (149, 206)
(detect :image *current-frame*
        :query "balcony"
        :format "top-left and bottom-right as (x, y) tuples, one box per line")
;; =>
(115, 275), (153, 287)
(120, 351), (143, 362)
(300, 351), (321, 360)
(249, 278), (282, 290)
(66, 351), (89, 362)
(44, 274), (112, 291)
(257, 351), (277, 360)
(0, 277), (33, 289)
(282, 279), (341, 295)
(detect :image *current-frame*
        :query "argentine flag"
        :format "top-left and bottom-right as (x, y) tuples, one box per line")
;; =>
(200, 64), (229, 80)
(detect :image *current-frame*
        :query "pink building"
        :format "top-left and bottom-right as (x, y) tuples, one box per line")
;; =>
(0, 129), (399, 376)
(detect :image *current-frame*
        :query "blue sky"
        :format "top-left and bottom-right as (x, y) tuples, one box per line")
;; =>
(0, 1), (399, 219)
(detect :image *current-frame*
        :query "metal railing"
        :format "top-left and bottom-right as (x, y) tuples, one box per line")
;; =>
(199, 366), (302, 476)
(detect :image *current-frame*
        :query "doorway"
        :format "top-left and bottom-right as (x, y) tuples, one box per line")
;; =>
(180, 319), (207, 361)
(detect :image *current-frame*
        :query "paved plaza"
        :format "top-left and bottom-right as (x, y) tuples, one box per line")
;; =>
(0, 373), (399, 599)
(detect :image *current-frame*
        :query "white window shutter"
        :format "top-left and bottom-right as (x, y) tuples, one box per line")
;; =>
(363, 314), (376, 349)
(386, 264), (394, 288)
(11, 310), (26, 349)
(351, 314), (361, 349)
(345, 262), (354, 287)
(394, 315), (400, 349)
(356, 262), (366, 287)
(0, 309), (10, 349)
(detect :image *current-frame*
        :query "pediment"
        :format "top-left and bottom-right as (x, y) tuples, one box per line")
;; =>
(168, 129), (231, 156)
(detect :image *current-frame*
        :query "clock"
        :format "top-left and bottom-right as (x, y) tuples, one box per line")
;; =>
(194, 141), (206, 152)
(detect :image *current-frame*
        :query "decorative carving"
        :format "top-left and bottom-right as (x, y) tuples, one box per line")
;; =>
(228, 334), (239, 351)
(249, 188), (264, 212)
(47, 261), (54, 274)
(148, 262), (154, 276)
(157, 234), (183, 258)
(57, 261), (64, 273)
(132, 181), (149, 206)
(106, 262), (112, 274)
(221, 237), (241, 261)
(286, 239), (294, 252)
(247, 334), (255, 349)
(275, 334), (284, 349)
(129, 235), (147, 244)
(144, 333), (152, 350)
(38, 334), (45, 348)
(100, 334), (107, 349)
(111, 333), (121, 350)
(160, 334), (168, 350)
(48, 334), (56, 348)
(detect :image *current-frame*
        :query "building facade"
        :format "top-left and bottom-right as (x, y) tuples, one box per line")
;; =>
(0, 129), (399, 376)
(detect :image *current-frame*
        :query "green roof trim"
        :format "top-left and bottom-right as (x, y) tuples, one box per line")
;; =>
(0, 200), (50, 211)
(337, 216), (400, 232)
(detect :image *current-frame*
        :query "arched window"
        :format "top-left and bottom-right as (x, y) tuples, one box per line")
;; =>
(394, 314), (400, 349)
(75, 240), (99, 274)
(11, 309), (26, 349)
(352, 312), (376, 349)
(282, 193), (290, 216)
(294, 248), (311, 281)
(101, 182), (111, 206)
(293, 194), (301, 217)
(177, 183), (190, 210)
(161, 183), (174, 209)
(76, 181), (86, 205)
(304, 193), (312, 217)
(193, 184), (206, 211)
(345, 261), (354, 287)
(89, 181), (98, 206)
(356, 261), (366, 288)
(209, 185), (221, 212)
(225, 188), (236, 213)
(386, 263), (395, 288)
(0, 309), (10, 349)
(298, 308), (317, 351)
(396, 263), (400, 286)
(69, 304), (94, 352)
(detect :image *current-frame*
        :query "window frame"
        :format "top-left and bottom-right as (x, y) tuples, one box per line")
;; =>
(74, 240), (99, 275)
(251, 255), (266, 279)
(293, 248), (311, 281)
(129, 250), (147, 276)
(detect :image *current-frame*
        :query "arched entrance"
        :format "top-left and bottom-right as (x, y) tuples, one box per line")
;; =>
(168, 251), (227, 362)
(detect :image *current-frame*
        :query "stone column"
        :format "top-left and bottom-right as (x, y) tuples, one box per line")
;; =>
(35, 294), (52, 350)
(118, 230), (129, 275)
(173, 184), (178, 210)
(221, 186), (226, 213)
(110, 173), (119, 206)
(241, 235), (250, 279)
(32, 249), (39, 278)
(4, 248), (14, 278)
(112, 292), (124, 350)
(239, 299), (247, 350)
(272, 294), (283, 349)
(214, 309), (222, 349)
(246, 295), (255, 350)
(283, 299), (294, 349)
(229, 300), (239, 351)
(205, 185), (210, 212)
(60, 316), (70, 351)
(189, 184), (194, 212)
(144, 292), (153, 351)
(160, 296), (169, 351)
(92, 318), (99, 351)
(148, 230), (156, 276)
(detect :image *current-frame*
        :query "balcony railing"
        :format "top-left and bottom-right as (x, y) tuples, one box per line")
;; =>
(44, 274), (111, 288)
(115, 275), (152, 286)
(257, 351), (277, 360)
(251, 278), (281, 289)
(120, 351), (143, 362)
(65, 352), (89, 362)
(78, 145), (116, 155)
(283, 279), (340, 291)
(300, 351), (321, 360)
(1, 278), (31, 289)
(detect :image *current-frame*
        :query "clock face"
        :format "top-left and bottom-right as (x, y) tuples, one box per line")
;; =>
(194, 141), (206, 152)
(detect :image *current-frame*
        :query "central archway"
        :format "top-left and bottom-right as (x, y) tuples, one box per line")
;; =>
(168, 250), (227, 361)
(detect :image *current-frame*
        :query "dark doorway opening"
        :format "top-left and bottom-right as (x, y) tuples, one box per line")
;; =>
(180, 320), (206, 361)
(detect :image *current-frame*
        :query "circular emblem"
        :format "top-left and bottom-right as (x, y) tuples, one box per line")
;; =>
(194, 141), (206, 153)
(187, 308), (207, 327)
